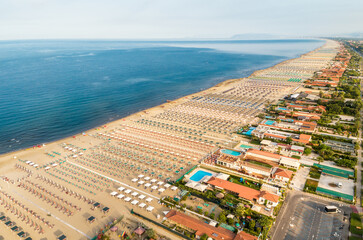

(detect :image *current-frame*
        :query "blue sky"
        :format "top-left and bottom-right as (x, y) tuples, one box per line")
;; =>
(0, 0), (362, 40)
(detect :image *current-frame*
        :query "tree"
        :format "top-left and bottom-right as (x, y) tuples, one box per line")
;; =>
(304, 147), (312, 155)
(286, 137), (292, 144)
(249, 220), (256, 230)
(200, 234), (209, 240)
(235, 205), (244, 217)
(146, 229), (157, 239)
(218, 213), (227, 223)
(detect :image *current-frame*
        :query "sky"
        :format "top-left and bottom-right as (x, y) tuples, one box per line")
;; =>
(0, 0), (362, 40)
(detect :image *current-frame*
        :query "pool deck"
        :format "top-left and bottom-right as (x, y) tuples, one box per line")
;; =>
(184, 168), (216, 183)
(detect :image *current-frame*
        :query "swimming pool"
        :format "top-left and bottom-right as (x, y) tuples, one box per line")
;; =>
(243, 127), (256, 136)
(240, 144), (253, 149)
(264, 120), (275, 125)
(190, 170), (213, 182)
(221, 149), (242, 156)
(277, 107), (288, 111)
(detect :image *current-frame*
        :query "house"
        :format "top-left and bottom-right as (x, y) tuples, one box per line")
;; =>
(240, 161), (272, 179)
(279, 157), (300, 169)
(165, 210), (257, 240)
(290, 145), (305, 156)
(245, 149), (281, 163)
(207, 177), (279, 207)
(272, 168), (294, 182)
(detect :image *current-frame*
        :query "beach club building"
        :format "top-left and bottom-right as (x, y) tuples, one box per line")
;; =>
(165, 210), (257, 240)
(245, 149), (300, 169)
(206, 177), (279, 208)
(252, 126), (311, 144)
(240, 161), (272, 179)
(245, 149), (281, 163)
(272, 168), (294, 183)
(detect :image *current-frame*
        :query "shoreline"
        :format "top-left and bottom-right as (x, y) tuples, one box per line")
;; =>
(0, 39), (327, 159)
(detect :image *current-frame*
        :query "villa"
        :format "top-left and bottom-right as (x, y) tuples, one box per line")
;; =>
(165, 210), (257, 240)
(206, 177), (279, 208)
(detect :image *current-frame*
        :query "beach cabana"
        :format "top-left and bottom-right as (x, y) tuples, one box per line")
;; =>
(131, 200), (139, 205)
(138, 174), (144, 178)
(102, 207), (109, 213)
(158, 188), (165, 193)
(164, 183), (171, 188)
(137, 181), (145, 185)
(138, 194), (146, 200)
(144, 177), (151, 181)
(134, 227), (145, 236)
(131, 178), (138, 183)
(171, 186), (178, 191)
(151, 185), (158, 190)
(110, 191), (118, 196)
(117, 194), (125, 199)
(146, 206), (154, 212)
(157, 181), (164, 186)
(145, 197), (153, 203)
(118, 187), (125, 191)
(131, 192), (139, 197)
(139, 203), (146, 208)
(87, 216), (95, 223)
(151, 179), (157, 183)
(144, 183), (151, 188)
(124, 197), (131, 202)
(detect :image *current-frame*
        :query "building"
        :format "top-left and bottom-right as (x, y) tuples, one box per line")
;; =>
(207, 177), (279, 207)
(240, 161), (272, 179)
(252, 127), (311, 144)
(259, 119), (317, 133)
(279, 157), (300, 169)
(272, 168), (294, 182)
(245, 149), (281, 163)
(290, 145), (305, 156)
(165, 210), (257, 240)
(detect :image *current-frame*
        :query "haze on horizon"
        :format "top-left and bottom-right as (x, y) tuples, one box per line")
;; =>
(0, 0), (362, 40)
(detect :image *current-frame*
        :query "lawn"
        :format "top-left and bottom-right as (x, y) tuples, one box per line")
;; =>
(309, 167), (321, 179)
(304, 179), (319, 192)
(350, 213), (363, 235)
(247, 160), (272, 168)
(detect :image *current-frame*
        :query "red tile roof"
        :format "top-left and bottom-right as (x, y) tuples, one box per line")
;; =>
(207, 177), (279, 203)
(247, 149), (282, 159)
(165, 210), (257, 240)
(274, 168), (293, 179)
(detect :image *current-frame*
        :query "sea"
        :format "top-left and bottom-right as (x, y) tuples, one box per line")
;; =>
(0, 39), (324, 154)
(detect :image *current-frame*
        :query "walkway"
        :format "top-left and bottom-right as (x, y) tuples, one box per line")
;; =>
(67, 160), (160, 200)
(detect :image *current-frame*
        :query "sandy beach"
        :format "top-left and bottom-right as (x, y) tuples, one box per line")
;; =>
(0, 39), (340, 240)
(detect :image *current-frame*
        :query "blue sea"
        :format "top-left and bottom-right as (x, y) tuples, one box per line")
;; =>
(0, 39), (324, 154)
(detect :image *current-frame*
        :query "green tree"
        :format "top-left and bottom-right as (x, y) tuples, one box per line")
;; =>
(146, 228), (157, 239)
(200, 234), (209, 240)
(218, 213), (227, 223)
(304, 147), (312, 155)
(249, 220), (256, 230)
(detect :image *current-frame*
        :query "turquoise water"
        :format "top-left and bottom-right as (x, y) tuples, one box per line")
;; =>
(265, 120), (275, 125)
(190, 170), (213, 182)
(0, 39), (324, 154)
(221, 149), (242, 156)
(243, 127), (256, 136)
(240, 144), (253, 149)
(277, 107), (288, 111)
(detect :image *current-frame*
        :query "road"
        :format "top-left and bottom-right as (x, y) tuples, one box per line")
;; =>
(270, 191), (351, 240)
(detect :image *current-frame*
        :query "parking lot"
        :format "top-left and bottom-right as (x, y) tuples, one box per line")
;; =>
(271, 192), (351, 240)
